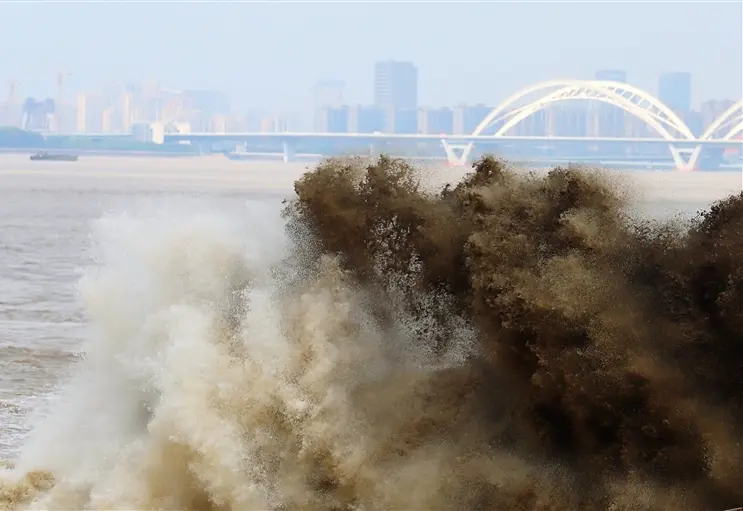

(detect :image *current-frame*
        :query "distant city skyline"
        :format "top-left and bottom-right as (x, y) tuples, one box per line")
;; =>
(1, 61), (739, 139)
(3, 65), (738, 122)
(0, 1), (739, 115)
(2, 63), (739, 117)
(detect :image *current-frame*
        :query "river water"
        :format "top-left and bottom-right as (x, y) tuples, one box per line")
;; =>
(0, 153), (740, 464)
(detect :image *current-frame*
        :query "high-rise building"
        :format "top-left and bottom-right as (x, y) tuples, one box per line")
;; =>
(511, 110), (547, 137)
(76, 93), (87, 133)
(374, 60), (418, 113)
(418, 107), (454, 134)
(0, 102), (22, 128)
(315, 106), (350, 133)
(313, 79), (345, 132)
(102, 107), (113, 133)
(75, 92), (105, 133)
(122, 92), (133, 133)
(546, 103), (588, 137)
(589, 69), (628, 138)
(685, 110), (703, 138)
(0, 83), (21, 127)
(658, 72), (692, 114)
(389, 109), (418, 134)
(241, 110), (267, 132)
(259, 113), (300, 133)
(348, 106), (385, 133)
(452, 104), (492, 135)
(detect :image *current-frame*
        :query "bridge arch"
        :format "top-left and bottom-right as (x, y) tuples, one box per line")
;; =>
(489, 85), (688, 141)
(700, 100), (743, 141)
(470, 79), (695, 140)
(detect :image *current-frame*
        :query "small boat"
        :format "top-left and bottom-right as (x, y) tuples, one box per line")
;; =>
(30, 151), (79, 162)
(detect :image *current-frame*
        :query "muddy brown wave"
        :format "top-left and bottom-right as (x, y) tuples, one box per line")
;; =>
(285, 155), (743, 510)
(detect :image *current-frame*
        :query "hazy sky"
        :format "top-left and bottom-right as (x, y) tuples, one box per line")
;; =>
(2, 1), (741, 117)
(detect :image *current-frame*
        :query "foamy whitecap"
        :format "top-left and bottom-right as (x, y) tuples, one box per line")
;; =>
(0, 198), (481, 510)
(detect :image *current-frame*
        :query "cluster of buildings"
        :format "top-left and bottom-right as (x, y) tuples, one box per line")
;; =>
(313, 64), (737, 139)
(0, 82), (272, 138)
(0, 63), (736, 140)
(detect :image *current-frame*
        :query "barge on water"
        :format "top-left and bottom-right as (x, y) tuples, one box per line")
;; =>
(29, 151), (79, 162)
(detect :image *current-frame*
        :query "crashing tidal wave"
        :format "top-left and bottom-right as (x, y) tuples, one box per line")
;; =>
(1, 156), (742, 510)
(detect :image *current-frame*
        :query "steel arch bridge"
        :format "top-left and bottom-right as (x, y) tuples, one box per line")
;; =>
(700, 99), (743, 142)
(441, 79), (742, 171)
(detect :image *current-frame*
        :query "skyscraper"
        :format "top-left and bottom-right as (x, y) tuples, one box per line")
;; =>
(658, 72), (692, 114)
(76, 93), (87, 133)
(313, 79), (345, 132)
(75, 92), (105, 133)
(592, 69), (628, 137)
(374, 61), (418, 111)
(374, 60), (418, 133)
(122, 92), (133, 133)
(452, 104), (493, 135)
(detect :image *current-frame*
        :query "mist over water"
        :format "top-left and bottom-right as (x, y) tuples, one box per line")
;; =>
(1, 156), (742, 510)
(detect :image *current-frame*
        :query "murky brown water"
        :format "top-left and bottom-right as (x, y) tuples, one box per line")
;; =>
(0, 153), (739, 463)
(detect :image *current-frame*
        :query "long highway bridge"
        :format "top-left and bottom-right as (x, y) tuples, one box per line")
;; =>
(51, 79), (743, 171)
(163, 132), (741, 169)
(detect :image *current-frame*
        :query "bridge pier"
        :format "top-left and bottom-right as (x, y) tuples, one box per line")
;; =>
(667, 144), (727, 171)
(282, 141), (295, 163)
(441, 140), (473, 167)
(669, 144), (703, 172)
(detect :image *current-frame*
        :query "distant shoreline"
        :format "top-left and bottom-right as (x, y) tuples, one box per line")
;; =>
(0, 147), (198, 158)
(0, 154), (740, 207)
(1, 147), (741, 174)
